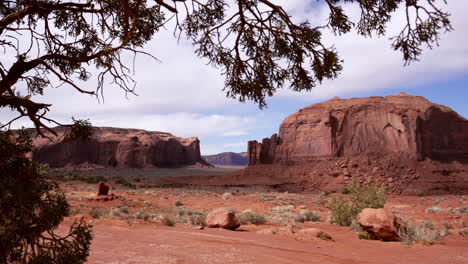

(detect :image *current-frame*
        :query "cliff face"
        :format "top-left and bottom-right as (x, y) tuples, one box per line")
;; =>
(202, 152), (248, 166)
(31, 127), (204, 168)
(249, 93), (468, 165)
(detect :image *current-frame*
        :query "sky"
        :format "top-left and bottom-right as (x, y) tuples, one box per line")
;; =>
(1, 0), (467, 155)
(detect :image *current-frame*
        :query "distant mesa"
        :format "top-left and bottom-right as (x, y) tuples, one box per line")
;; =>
(29, 126), (209, 168)
(202, 152), (248, 167)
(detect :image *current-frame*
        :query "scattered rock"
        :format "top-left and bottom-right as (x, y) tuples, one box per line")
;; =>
(206, 208), (240, 230)
(357, 208), (406, 241)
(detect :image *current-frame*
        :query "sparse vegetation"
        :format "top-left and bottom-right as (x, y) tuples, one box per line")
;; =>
(316, 231), (333, 241)
(416, 190), (425, 197)
(426, 207), (442, 214)
(357, 232), (373, 240)
(160, 215), (176, 227)
(90, 206), (106, 219)
(237, 210), (267, 225)
(294, 210), (320, 223)
(174, 200), (184, 207)
(329, 177), (385, 226)
(221, 192), (233, 200)
(398, 220), (440, 245)
(115, 177), (136, 189)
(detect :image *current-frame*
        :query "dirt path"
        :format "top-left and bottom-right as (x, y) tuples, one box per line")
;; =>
(87, 223), (467, 264)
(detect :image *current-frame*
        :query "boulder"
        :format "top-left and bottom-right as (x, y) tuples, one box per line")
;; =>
(97, 181), (109, 196)
(357, 208), (406, 241)
(29, 126), (207, 168)
(206, 208), (240, 230)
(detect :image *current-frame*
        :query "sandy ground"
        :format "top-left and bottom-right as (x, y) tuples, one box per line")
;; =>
(60, 179), (468, 264)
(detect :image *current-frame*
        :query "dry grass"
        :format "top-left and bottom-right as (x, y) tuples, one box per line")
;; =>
(237, 210), (267, 225)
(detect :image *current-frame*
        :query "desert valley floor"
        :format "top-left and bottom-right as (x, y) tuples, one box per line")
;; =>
(55, 167), (468, 264)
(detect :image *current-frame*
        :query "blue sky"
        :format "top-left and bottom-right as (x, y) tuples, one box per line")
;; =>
(1, 0), (467, 155)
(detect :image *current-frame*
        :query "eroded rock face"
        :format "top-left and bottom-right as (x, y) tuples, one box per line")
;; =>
(357, 208), (406, 241)
(206, 208), (240, 230)
(31, 127), (205, 168)
(249, 93), (468, 165)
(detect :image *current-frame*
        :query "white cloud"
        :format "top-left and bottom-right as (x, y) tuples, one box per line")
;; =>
(92, 112), (255, 138)
(277, 0), (468, 100)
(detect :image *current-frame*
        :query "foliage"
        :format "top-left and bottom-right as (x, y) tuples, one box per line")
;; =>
(329, 177), (385, 226)
(0, 0), (453, 133)
(64, 118), (94, 142)
(0, 129), (93, 263)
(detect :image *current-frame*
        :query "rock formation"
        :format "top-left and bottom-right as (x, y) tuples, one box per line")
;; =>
(30, 126), (207, 168)
(249, 93), (468, 165)
(202, 152), (248, 166)
(245, 93), (468, 194)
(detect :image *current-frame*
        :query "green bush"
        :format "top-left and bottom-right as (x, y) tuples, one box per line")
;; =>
(329, 177), (385, 226)
(0, 129), (92, 263)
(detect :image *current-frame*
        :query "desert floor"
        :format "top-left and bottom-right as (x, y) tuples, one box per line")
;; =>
(56, 168), (467, 264)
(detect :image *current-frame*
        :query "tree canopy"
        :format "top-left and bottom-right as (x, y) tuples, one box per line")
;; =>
(0, 0), (453, 134)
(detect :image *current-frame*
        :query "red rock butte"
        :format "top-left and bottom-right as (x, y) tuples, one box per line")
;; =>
(241, 93), (468, 194)
(248, 92), (468, 165)
(30, 127), (207, 168)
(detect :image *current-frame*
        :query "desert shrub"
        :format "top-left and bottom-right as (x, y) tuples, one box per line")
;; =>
(117, 205), (129, 214)
(294, 210), (320, 223)
(440, 222), (452, 237)
(448, 207), (468, 215)
(458, 229), (468, 236)
(357, 232), (373, 240)
(0, 129), (92, 263)
(160, 215), (176, 227)
(329, 177), (385, 226)
(416, 190), (425, 197)
(175, 208), (206, 225)
(237, 210), (267, 225)
(433, 198), (448, 205)
(259, 194), (276, 202)
(68, 207), (85, 216)
(426, 207), (442, 214)
(174, 200), (183, 206)
(316, 231), (332, 241)
(133, 177), (141, 182)
(398, 220), (440, 245)
(221, 192), (233, 200)
(135, 210), (152, 221)
(89, 207), (106, 219)
(114, 177), (136, 189)
(340, 187), (350, 194)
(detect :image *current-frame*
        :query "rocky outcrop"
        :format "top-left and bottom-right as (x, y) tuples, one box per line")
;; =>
(202, 152), (248, 166)
(30, 126), (206, 168)
(245, 93), (468, 194)
(249, 93), (468, 165)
